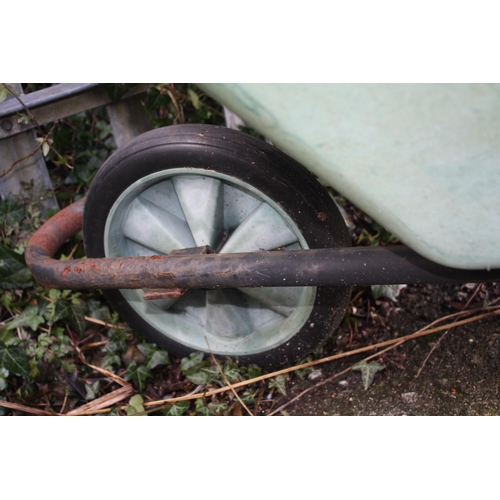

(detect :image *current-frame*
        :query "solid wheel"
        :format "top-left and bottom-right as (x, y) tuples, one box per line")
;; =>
(83, 125), (352, 369)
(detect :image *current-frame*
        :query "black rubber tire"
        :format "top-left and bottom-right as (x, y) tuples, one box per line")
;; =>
(83, 124), (352, 369)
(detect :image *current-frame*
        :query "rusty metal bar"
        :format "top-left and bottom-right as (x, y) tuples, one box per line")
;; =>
(25, 198), (500, 290)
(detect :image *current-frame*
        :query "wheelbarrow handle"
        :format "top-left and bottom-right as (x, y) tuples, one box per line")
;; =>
(25, 198), (500, 291)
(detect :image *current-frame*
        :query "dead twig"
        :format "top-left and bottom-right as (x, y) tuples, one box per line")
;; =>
(415, 284), (485, 379)
(463, 283), (483, 310)
(414, 329), (451, 379)
(67, 385), (135, 415)
(350, 289), (365, 305)
(166, 88), (183, 123)
(0, 121), (57, 179)
(84, 316), (125, 330)
(0, 399), (58, 416)
(66, 242), (79, 260)
(70, 336), (129, 388)
(80, 340), (109, 352)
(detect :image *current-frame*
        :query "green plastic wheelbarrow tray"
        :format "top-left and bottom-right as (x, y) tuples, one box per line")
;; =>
(199, 83), (500, 271)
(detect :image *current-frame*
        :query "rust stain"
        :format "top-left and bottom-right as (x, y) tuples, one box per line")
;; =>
(143, 287), (186, 300)
(317, 212), (328, 221)
(158, 272), (173, 277)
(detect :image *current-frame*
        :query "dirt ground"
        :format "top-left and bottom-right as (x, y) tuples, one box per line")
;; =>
(269, 282), (500, 416)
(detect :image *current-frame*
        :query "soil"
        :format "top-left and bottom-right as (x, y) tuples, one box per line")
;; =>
(275, 282), (500, 416)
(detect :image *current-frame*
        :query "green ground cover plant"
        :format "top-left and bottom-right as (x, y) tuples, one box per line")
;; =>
(0, 84), (272, 416)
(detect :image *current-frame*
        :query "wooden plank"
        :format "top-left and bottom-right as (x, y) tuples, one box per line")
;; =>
(0, 84), (58, 207)
(107, 93), (153, 148)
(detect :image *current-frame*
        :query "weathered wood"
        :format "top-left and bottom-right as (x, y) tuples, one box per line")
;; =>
(0, 84), (58, 207)
(0, 83), (153, 206)
(107, 93), (153, 148)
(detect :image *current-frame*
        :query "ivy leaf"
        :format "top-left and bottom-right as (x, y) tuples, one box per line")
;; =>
(186, 369), (209, 385)
(295, 356), (313, 380)
(208, 402), (227, 415)
(0, 325), (15, 344)
(146, 350), (170, 370)
(0, 343), (30, 378)
(137, 343), (157, 359)
(221, 358), (242, 383)
(52, 299), (87, 336)
(144, 86), (172, 112)
(101, 353), (122, 370)
(245, 365), (263, 380)
(223, 365), (241, 384)
(125, 394), (146, 416)
(4, 304), (44, 332)
(125, 361), (152, 393)
(67, 300), (87, 336)
(195, 398), (212, 416)
(0, 243), (33, 289)
(194, 399), (227, 416)
(240, 390), (256, 406)
(85, 381), (100, 401)
(352, 360), (386, 390)
(136, 343), (170, 370)
(186, 366), (222, 386)
(268, 374), (287, 396)
(162, 401), (189, 416)
(180, 351), (206, 375)
(0, 197), (25, 225)
(64, 156), (102, 187)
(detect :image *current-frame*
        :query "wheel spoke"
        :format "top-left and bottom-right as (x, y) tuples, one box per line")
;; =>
(122, 196), (195, 255)
(206, 290), (252, 338)
(124, 240), (162, 257)
(220, 202), (298, 253)
(169, 289), (208, 327)
(139, 179), (187, 221)
(145, 296), (180, 312)
(173, 176), (224, 247)
(222, 183), (261, 232)
(206, 289), (282, 338)
(237, 287), (305, 317)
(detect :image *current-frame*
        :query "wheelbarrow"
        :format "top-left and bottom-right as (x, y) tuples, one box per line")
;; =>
(25, 84), (500, 369)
